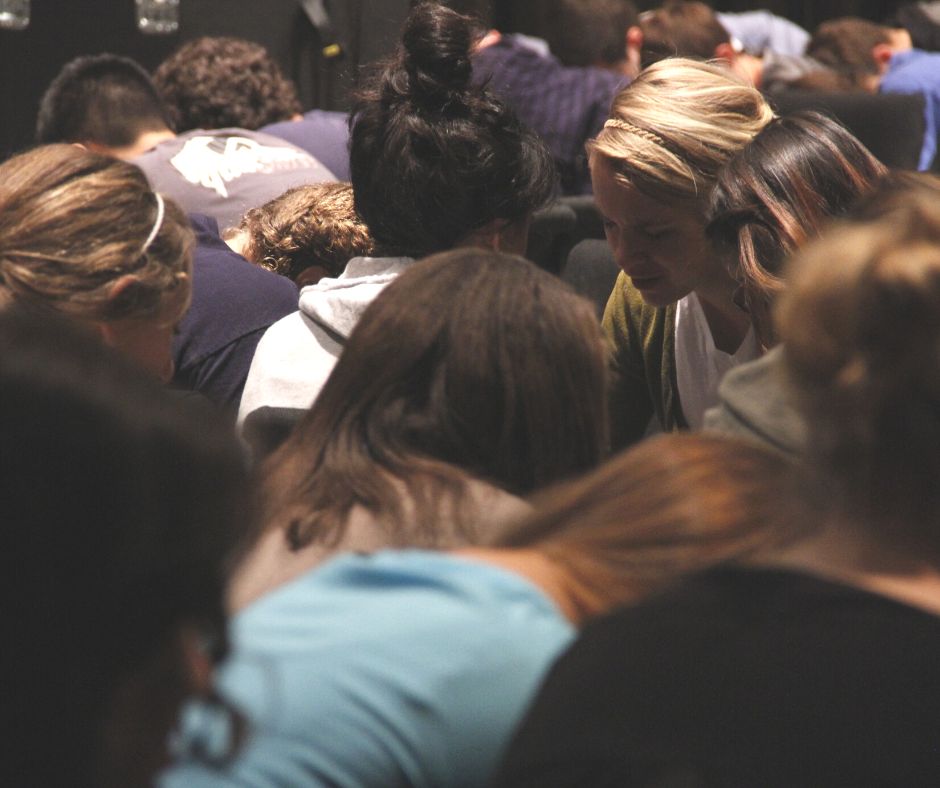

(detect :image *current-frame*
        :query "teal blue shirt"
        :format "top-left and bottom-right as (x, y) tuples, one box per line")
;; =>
(163, 550), (574, 787)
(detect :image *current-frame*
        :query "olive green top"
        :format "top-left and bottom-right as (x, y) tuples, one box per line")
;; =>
(602, 271), (688, 451)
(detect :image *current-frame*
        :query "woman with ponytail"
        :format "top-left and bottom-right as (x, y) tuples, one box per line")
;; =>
(238, 1), (556, 424)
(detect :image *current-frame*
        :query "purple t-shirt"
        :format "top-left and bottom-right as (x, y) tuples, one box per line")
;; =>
(473, 35), (626, 195)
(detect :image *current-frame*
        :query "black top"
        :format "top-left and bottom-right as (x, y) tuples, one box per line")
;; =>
(494, 567), (940, 788)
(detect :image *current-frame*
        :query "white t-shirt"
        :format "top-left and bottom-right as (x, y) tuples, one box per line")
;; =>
(674, 292), (759, 429)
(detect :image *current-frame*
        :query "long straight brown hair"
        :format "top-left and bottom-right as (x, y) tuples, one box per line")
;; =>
(262, 249), (610, 550)
(493, 433), (808, 614)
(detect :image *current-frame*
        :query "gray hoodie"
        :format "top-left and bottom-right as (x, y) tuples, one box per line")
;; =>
(237, 256), (414, 425)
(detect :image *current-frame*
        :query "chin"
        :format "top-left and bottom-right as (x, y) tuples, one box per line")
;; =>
(631, 279), (687, 308)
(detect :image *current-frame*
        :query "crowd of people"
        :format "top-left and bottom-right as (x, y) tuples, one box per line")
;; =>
(4, 1), (940, 786)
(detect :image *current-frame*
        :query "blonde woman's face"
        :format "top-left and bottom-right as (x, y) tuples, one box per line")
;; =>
(592, 160), (720, 308)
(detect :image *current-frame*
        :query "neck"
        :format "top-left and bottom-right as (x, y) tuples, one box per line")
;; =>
(757, 517), (940, 618)
(696, 277), (752, 354)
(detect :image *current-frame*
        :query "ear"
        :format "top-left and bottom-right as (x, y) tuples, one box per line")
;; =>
(625, 26), (643, 78)
(626, 25), (643, 56)
(872, 43), (894, 72)
(106, 274), (142, 307)
(714, 42), (737, 63)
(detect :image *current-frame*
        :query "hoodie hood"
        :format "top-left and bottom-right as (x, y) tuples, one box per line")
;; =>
(298, 256), (414, 339)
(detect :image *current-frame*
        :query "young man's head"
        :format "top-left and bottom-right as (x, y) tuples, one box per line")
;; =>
(806, 17), (913, 90)
(35, 54), (174, 159)
(153, 37), (302, 132)
(545, 0), (639, 75)
(629, 1), (732, 72)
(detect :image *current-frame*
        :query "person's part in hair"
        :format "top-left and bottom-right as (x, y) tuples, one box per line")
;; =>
(544, 0), (638, 73)
(231, 248), (608, 608)
(777, 172), (940, 553)
(350, 1), (556, 258)
(2, 306), (253, 788)
(229, 183), (374, 285)
(172, 213), (299, 410)
(35, 53), (175, 159)
(0, 144), (193, 382)
(165, 433), (801, 788)
(153, 37), (302, 132)
(706, 111), (886, 349)
(591, 59), (774, 448)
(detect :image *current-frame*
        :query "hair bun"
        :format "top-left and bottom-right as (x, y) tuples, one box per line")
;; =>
(401, 2), (476, 109)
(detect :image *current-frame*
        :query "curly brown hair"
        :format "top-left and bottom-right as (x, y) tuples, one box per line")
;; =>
(153, 36), (302, 132)
(233, 183), (374, 282)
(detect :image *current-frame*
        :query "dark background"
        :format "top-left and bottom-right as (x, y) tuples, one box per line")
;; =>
(0, 0), (908, 160)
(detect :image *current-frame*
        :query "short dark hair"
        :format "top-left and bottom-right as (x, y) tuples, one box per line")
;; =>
(546, 0), (639, 67)
(349, 1), (556, 258)
(638, 0), (730, 67)
(262, 248), (609, 551)
(153, 36), (302, 132)
(35, 53), (172, 146)
(2, 306), (253, 786)
(806, 17), (891, 85)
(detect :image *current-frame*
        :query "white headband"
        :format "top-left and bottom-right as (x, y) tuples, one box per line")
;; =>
(141, 192), (165, 254)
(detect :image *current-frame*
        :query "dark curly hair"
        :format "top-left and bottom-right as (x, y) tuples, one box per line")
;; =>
(349, 1), (557, 258)
(153, 36), (302, 132)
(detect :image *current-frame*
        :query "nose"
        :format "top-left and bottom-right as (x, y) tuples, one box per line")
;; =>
(606, 225), (651, 275)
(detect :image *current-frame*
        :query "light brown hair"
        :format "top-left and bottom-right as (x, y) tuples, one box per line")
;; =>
(233, 183), (374, 282)
(0, 145), (192, 323)
(494, 433), (806, 613)
(777, 174), (940, 556)
(262, 248), (609, 550)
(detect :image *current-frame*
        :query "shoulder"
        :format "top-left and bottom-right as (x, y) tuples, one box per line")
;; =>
(237, 310), (337, 420)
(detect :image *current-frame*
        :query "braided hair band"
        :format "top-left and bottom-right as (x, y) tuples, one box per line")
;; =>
(141, 193), (165, 255)
(603, 118), (670, 150)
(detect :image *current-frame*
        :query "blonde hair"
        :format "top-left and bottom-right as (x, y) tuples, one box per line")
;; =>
(0, 145), (192, 323)
(589, 58), (775, 203)
(777, 174), (940, 555)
